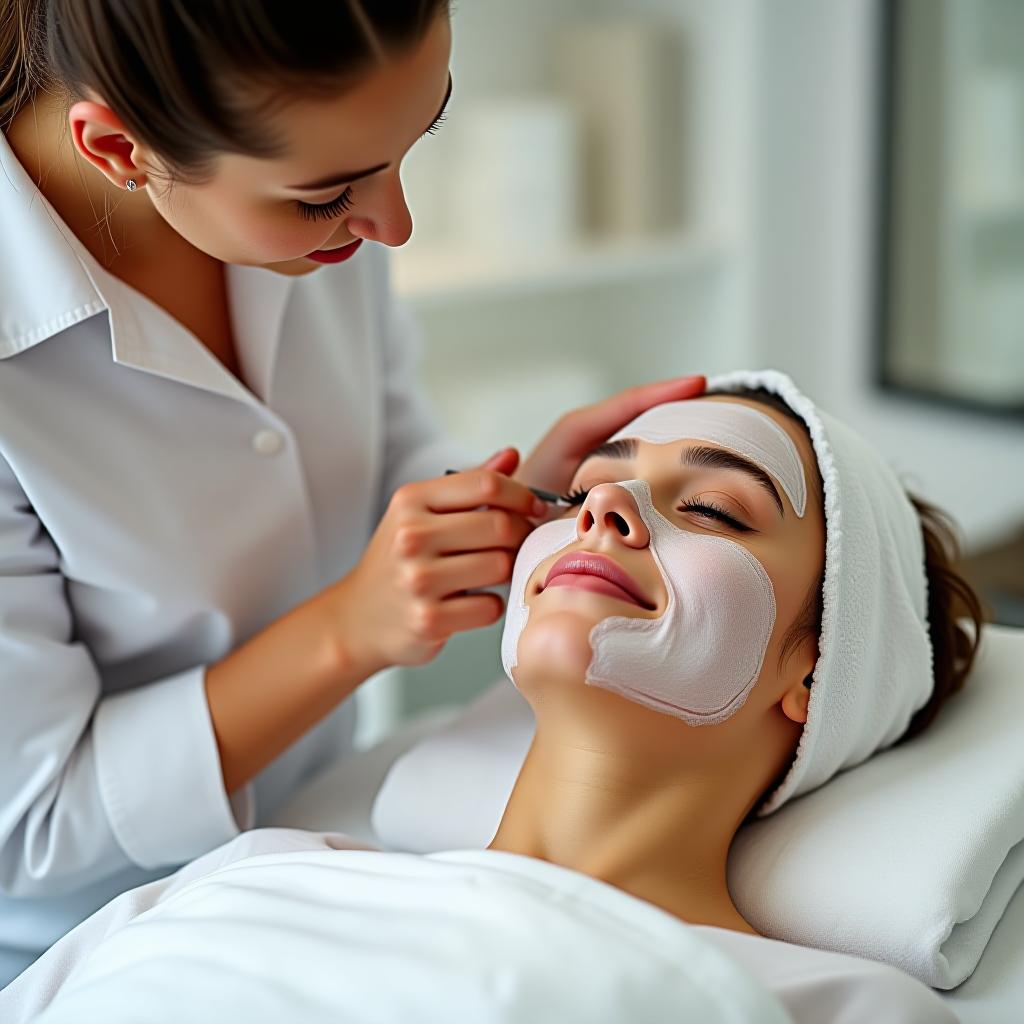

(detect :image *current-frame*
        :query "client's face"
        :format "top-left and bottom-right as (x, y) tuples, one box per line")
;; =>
(505, 396), (826, 777)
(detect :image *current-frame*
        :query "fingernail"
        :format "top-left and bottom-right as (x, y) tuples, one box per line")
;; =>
(532, 497), (548, 517)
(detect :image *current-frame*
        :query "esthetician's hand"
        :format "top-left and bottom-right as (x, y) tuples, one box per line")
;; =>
(330, 449), (541, 673)
(516, 375), (707, 493)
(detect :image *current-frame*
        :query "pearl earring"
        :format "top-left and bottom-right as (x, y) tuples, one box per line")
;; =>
(125, 179), (138, 191)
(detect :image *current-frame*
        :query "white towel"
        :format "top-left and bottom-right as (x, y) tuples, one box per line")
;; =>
(727, 623), (1024, 989)
(708, 370), (934, 813)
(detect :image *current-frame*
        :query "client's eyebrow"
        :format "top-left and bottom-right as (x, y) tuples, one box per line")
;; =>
(682, 445), (785, 517)
(579, 438), (638, 465)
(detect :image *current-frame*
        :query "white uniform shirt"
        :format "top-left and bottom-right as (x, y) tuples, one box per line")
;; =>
(0, 132), (462, 983)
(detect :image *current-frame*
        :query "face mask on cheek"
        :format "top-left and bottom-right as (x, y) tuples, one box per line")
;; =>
(501, 478), (777, 726)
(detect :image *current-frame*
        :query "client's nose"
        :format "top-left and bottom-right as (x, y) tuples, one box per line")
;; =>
(577, 484), (651, 549)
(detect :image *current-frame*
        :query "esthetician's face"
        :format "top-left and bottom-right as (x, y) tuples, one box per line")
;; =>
(514, 397), (826, 753)
(97, 15), (451, 276)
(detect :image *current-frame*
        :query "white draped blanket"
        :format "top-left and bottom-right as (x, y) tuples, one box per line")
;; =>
(3, 830), (789, 1024)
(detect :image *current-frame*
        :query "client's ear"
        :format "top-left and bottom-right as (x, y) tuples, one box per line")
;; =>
(780, 675), (812, 725)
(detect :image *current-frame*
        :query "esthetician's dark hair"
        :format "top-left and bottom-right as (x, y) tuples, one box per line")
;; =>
(1, 0), (449, 179)
(713, 387), (985, 741)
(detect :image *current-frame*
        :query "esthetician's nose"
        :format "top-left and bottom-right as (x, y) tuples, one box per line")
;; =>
(577, 484), (650, 549)
(345, 170), (414, 248)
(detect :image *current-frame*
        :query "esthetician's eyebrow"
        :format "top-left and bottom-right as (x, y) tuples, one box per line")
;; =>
(682, 445), (785, 517)
(286, 74), (454, 191)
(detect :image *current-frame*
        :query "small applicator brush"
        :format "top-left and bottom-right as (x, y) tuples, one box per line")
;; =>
(444, 469), (572, 508)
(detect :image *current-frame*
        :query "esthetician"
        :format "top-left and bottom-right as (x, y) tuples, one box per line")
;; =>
(0, 0), (704, 983)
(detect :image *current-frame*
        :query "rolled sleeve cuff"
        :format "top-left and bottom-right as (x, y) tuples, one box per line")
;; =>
(93, 667), (255, 869)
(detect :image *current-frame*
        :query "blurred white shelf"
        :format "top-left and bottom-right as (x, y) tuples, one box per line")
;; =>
(392, 232), (725, 308)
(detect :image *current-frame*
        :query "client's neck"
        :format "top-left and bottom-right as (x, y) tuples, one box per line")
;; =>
(489, 716), (758, 935)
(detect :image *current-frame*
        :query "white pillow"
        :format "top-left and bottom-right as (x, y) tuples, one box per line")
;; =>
(372, 624), (1024, 989)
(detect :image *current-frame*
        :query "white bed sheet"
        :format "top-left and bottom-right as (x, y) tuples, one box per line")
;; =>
(3, 831), (791, 1024)
(270, 714), (1021, 1024)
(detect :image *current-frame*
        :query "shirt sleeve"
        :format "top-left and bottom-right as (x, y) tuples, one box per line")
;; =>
(0, 453), (252, 899)
(373, 250), (472, 504)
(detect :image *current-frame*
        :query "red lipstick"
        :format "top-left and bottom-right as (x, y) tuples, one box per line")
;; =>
(543, 553), (655, 610)
(305, 240), (363, 264)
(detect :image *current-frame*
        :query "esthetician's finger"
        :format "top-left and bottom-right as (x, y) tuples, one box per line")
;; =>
(517, 376), (707, 492)
(409, 550), (515, 599)
(417, 468), (547, 518)
(435, 593), (506, 635)
(548, 376), (708, 460)
(476, 447), (520, 476)
(587, 376), (708, 439)
(395, 509), (533, 557)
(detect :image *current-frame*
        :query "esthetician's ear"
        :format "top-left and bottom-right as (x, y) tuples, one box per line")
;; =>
(69, 100), (149, 189)
(780, 675), (812, 725)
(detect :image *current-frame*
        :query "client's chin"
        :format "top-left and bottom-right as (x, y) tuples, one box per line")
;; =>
(513, 577), (671, 716)
(512, 610), (596, 696)
(516, 578), (655, 686)
(512, 606), (698, 751)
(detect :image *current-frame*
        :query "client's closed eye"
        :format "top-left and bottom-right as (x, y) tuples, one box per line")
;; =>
(678, 498), (753, 534)
(562, 485), (753, 534)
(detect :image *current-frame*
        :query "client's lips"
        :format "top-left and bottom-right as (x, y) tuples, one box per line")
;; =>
(543, 553), (655, 610)
(305, 240), (363, 264)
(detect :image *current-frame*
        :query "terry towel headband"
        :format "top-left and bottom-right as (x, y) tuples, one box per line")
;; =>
(709, 370), (934, 814)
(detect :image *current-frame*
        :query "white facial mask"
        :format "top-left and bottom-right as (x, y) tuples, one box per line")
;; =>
(609, 399), (807, 517)
(501, 480), (776, 724)
(502, 400), (805, 725)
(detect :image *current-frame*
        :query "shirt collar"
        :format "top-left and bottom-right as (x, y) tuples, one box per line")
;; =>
(0, 130), (295, 404)
(0, 130), (107, 359)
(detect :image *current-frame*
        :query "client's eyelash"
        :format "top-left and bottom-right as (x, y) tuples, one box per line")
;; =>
(561, 489), (752, 533)
(679, 499), (752, 533)
(561, 487), (591, 506)
(299, 186), (355, 222)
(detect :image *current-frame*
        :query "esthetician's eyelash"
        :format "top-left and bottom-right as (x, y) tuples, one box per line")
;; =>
(298, 186), (355, 222)
(297, 112), (447, 223)
(424, 111), (448, 136)
(679, 499), (753, 533)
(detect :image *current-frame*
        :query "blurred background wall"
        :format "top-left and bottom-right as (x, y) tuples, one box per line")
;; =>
(357, 0), (1024, 744)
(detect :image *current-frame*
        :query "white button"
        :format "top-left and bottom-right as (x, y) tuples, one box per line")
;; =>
(252, 429), (284, 456)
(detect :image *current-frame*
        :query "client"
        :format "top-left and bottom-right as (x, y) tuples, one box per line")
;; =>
(491, 369), (983, 934)
(1, 371), (979, 1023)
